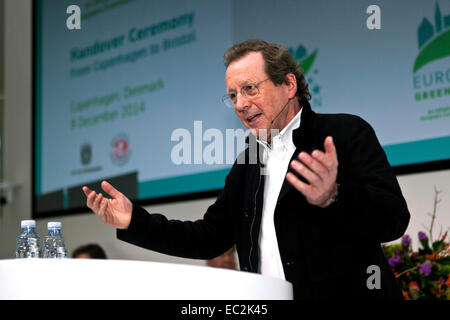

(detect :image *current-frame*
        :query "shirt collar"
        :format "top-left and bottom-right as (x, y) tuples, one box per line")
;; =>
(256, 108), (302, 151)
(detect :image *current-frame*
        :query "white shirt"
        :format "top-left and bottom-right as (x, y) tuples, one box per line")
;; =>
(257, 108), (302, 280)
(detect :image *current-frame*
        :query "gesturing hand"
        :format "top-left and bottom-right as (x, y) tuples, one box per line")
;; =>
(286, 136), (338, 208)
(82, 181), (133, 229)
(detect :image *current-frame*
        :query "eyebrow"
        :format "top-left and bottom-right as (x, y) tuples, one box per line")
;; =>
(227, 80), (257, 93)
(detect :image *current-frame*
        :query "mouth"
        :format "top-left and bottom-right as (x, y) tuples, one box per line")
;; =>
(246, 113), (262, 125)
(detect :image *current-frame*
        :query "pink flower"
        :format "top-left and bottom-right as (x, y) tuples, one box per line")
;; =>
(408, 281), (420, 291)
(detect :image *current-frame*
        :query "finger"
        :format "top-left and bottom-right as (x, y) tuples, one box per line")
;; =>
(297, 152), (328, 180)
(101, 181), (122, 199)
(86, 190), (97, 208)
(310, 149), (336, 173)
(286, 172), (311, 195)
(92, 193), (103, 213)
(290, 160), (322, 186)
(98, 198), (108, 221)
(324, 136), (338, 163)
(82, 186), (92, 196)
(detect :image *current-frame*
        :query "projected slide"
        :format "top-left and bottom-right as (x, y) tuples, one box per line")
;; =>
(35, 0), (239, 214)
(34, 0), (450, 217)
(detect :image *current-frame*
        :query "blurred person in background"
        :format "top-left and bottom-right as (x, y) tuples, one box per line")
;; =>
(72, 243), (107, 259)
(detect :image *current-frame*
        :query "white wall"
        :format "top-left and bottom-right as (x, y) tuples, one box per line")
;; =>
(395, 171), (450, 250)
(1, 0), (34, 260)
(1, 0), (449, 263)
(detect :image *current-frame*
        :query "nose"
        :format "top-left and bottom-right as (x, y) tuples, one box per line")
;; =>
(234, 93), (250, 112)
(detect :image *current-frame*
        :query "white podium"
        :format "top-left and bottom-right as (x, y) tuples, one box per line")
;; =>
(0, 259), (293, 300)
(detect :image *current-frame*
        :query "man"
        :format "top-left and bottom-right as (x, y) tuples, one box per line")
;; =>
(83, 40), (410, 299)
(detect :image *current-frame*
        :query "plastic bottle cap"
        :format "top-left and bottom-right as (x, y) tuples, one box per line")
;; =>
(48, 222), (61, 229)
(21, 220), (36, 228)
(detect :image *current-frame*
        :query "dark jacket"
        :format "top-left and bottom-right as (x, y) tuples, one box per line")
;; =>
(117, 99), (410, 300)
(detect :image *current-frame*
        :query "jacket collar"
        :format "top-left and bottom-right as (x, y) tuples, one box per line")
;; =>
(293, 97), (315, 148)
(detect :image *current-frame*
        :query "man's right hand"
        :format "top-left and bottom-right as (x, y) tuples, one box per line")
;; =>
(82, 181), (132, 230)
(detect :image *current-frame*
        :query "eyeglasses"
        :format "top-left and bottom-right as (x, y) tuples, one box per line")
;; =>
(221, 78), (270, 109)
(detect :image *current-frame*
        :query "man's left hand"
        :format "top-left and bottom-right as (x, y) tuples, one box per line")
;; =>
(286, 136), (338, 208)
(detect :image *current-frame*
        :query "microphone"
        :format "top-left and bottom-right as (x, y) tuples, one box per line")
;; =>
(265, 97), (294, 143)
(270, 97), (293, 128)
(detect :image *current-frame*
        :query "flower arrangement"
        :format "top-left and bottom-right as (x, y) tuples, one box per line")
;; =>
(382, 186), (449, 300)
(383, 232), (449, 299)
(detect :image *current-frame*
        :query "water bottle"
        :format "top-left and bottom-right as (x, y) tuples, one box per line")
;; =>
(15, 220), (41, 258)
(42, 222), (68, 258)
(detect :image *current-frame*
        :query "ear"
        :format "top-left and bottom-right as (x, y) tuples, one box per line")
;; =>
(285, 73), (298, 99)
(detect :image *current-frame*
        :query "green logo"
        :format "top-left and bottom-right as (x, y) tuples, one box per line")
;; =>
(289, 44), (321, 108)
(412, 1), (450, 117)
(414, 1), (450, 73)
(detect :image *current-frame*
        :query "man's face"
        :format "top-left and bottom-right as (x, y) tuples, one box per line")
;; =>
(225, 51), (294, 140)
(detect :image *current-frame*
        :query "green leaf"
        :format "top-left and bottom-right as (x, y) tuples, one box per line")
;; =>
(439, 256), (450, 264)
(382, 243), (402, 258)
(432, 240), (445, 252)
